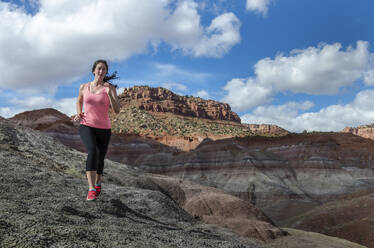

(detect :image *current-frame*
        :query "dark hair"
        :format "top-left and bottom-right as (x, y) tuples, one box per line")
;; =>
(92, 59), (119, 88)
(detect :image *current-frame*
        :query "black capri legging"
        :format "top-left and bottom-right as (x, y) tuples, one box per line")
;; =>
(79, 124), (111, 174)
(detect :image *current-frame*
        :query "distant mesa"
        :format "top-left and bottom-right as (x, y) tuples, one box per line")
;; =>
(111, 85), (289, 149)
(119, 85), (241, 123)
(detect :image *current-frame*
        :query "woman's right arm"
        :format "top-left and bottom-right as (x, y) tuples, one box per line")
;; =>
(72, 84), (85, 121)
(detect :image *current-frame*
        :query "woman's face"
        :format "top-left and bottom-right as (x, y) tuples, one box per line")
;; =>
(93, 62), (107, 79)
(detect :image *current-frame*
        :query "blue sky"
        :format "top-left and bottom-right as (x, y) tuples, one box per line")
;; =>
(0, 0), (373, 132)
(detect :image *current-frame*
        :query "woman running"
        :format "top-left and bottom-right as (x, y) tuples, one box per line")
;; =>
(73, 59), (120, 201)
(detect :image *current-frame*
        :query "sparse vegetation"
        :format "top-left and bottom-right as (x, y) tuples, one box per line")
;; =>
(110, 86), (288, 138)
(110, 104), (288, 138)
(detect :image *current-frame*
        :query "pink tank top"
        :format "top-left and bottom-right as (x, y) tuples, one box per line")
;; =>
(80, 83), (111, 129)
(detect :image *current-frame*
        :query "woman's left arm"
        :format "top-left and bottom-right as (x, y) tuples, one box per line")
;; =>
(108, 85), (120, 114)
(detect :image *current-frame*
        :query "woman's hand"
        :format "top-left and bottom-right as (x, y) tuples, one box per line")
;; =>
(72, 112), (84, 122)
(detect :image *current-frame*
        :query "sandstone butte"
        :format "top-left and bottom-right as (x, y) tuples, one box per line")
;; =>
(2, 116), (367, 247)
(6, 86), (374, 247)
(119, 85), (241, 123)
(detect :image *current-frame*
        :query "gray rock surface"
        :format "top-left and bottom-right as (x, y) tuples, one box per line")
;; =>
(0, 118), (264, 248)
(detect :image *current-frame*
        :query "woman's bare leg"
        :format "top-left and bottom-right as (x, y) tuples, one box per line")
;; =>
(95, 173), (102, 185)
(86, 171), (96, 190)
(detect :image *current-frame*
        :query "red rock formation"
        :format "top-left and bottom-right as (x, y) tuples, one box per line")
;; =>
(119, 86), (241, 123)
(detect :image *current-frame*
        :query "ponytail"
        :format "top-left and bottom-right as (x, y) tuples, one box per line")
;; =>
(104, 71), (119, 89)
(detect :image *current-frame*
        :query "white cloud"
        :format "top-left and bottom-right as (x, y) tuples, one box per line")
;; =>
(195, 90), (209, 99)
(0, 107), (22, 118)
(197, 0), (228, 15)
(222, 78), (273, 111)
(255, 41), (371, 94)
(5, 96), (76, 118)
(222, 41), (374, 112)
(246, 0), (271, 16)
(241, 101), (314, 131)
(153, 63), (211, 82)
(117, 87), (125, 95)
(11, 96), (53, 109)
(190, 12), (240, 57)
(55, 97), (77, 116)
(241, 90), (374, 132)
(363, 69), (374, 85)
(161, 82), (188, 92)
(0, 0), (240, 91)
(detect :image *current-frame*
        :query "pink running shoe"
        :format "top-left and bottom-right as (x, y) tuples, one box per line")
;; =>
(94, 185), (101, 197)
(86, 190), (96, 201)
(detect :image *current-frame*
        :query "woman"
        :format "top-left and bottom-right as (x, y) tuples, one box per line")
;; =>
(73, 59), (120, 201)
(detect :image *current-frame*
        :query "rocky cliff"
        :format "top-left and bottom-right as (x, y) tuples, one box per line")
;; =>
(0, 117), (366, 248)
(111, 86), (288, 150)
(119, 86), (241, 123)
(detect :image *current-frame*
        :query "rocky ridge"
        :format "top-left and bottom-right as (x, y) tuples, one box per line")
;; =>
(109, 106), (288, 151)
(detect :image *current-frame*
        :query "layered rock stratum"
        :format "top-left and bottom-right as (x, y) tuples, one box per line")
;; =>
(134, 134), (374, 233)
(1, 117), (365, 247)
